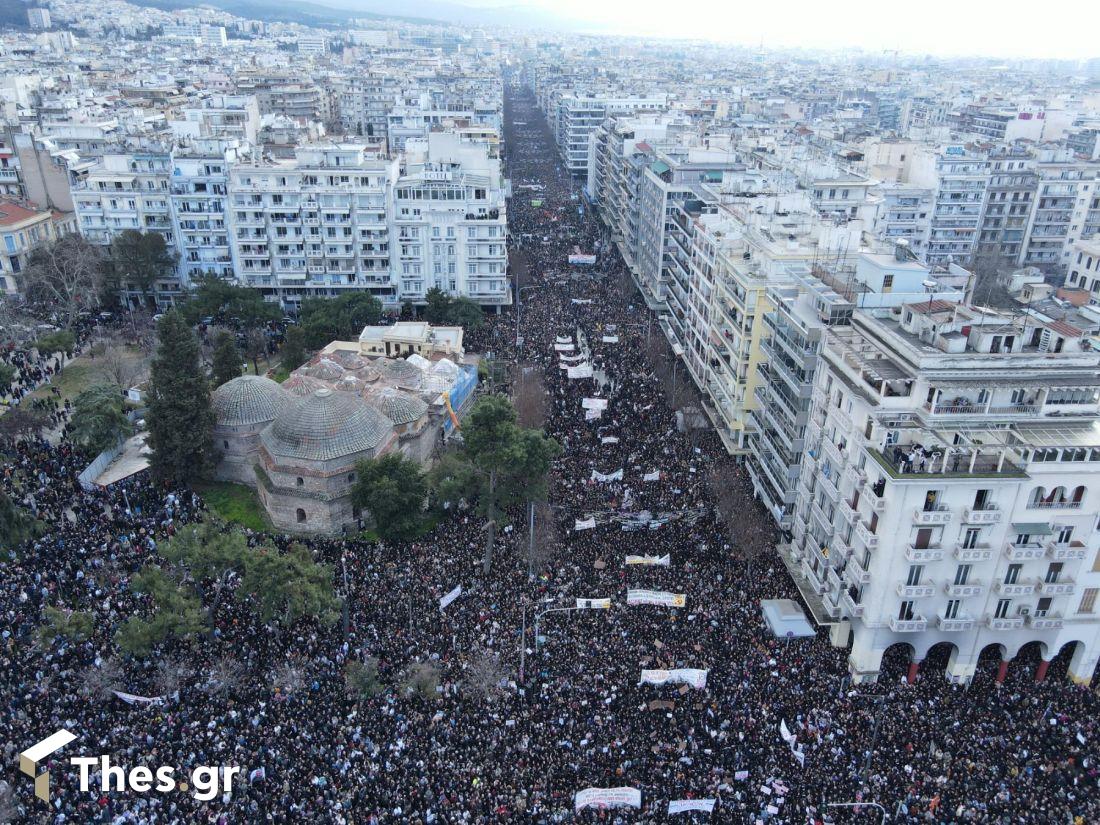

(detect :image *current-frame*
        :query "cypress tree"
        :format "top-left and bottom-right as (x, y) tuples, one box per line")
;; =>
(148, 312), (216, 484)
(211, 331), (243, 387)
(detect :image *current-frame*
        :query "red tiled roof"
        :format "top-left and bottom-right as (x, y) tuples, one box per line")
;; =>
(1047, 318), (1083, 338)
(0, 199), (45, 227)
(905, 299), (956, 315)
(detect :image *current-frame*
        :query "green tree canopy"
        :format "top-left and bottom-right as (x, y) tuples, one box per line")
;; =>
(424, 287), (452, 324)
(115, 566), (208, 657)
(107, 230), (178, 305)
(236, 542), (340, 627)
(299, 293), (382, 348)
(34, 330), (75, 356)
(147, 312), (216, 484)
(178, 275), (281, 328)
(351, 452), (428, 540)
(423, 288), (484, 330)
(38, 606), (94, 646)
(0, 490), (42, 556)
(211, 331), (243, 387)
(70, 384), (134, 455)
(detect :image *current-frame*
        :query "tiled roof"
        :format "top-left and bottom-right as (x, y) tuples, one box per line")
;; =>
(212, 376), (289, 427)
(261, 388), (393, 462)
(374, 388), (429, 425)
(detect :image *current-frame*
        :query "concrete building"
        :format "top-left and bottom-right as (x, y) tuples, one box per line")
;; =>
(296, 37), (327, 56)
(554, 93), (667, 175)
(27, 7), (51, 30)
(788, 301), (1100, 685)
(0, 199), (76, 294)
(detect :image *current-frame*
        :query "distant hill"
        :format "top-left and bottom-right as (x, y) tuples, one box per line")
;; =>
(125, 0), (439, 28)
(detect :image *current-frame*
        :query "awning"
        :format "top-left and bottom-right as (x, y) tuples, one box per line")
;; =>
(1010, 522), (1052, 535)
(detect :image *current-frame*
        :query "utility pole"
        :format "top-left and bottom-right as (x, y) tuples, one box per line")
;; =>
(527, 500), (536, 575)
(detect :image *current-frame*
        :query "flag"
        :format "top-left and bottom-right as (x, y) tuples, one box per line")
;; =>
(439, 585), (462, 610)
(779, 719), (794, 745)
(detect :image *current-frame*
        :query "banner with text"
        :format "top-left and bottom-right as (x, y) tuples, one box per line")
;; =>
(574, 787), (642, 811)
(627, 589), (686, 607)
(639, 669), (709, 689)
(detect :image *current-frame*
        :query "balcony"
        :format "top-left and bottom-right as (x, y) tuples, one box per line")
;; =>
(864, 487), (887, 513)
(1004, 541), (1046, 562)
(1027, 613), (1064, 630)
(937, 615), (977, 632)
(913, 506), (951, 525)
(839, 498), (857, 524)
(840, 590), (864, 618)
(1039, 578), (1076, 597)
(905, 544), (944, 563)
(987, 615), (1025, 630)
(896, 583), (936, 599)
(818, 471), (840, 501)
(844, 465), (865, 490)
(845, 556), (871, 586)
(953, 543), (994, 563)
(890, 616), (928, 633)
(995, 579), (1037, 596)
(962, 505), (1001, 525)
(944, 582), (985, 598)
(1046, 541), (1087, 561)
(801, 559), (826, 595)
(854, 519), (878, 549)
(826, 567), (844, 593)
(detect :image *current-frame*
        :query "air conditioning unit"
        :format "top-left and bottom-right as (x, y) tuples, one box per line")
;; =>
(1016, 606), (1030, 616)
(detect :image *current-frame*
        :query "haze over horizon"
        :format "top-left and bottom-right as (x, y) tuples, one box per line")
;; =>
(457, 0), (1099, 61)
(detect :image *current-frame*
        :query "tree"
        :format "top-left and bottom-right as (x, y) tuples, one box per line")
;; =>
(147, 312), (216, 484)
(93, 336), (148, 391)
(115, 567), (208, 657)
(429, 449), (480, 511)
(34, 329), (75, 357)
(280, 325), (307, 373)
(345, 657), (384, 701)
(0, 406), (50, 445)
(351, 453), (428, 540)
(158, 521), (250, 612)
(178, 275), (280, 328)
(243, 328), (267, 376)
(18, 234), (105, 329)
(211, 331), (243, 387)
(401, 660), (441, 701)
(70, 384), (133, 455)
(424, 287), (452, 324)
(107, 230), (177, 307)
(299, 293), (382, 348)
(200, 655), (247, 697)
(235, 542), (340, 627)
(0, 362), (15, 390)
(446, 297), (485, 330)
(521, 500), (562, 575)
(708, 462), (772, 578)
(76, 657), (123, 700)
(462, 647), (508, 701)
(37, 606), (94, 646)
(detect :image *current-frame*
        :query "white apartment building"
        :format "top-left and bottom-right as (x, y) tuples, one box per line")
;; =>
(869, 184), (932, 259)
(555, 94), (667, 175)
(27, 7), (51, 29)
(393, 133), (509, 307)
(334, 73), (401, 142)
(227, 145), (400, 310)
(1066, 238), (1100, 301)
(790, 301), (1100, 686)
(921, 146), (990, 268)
(296, 37), (327, 56)
(171, 139), (247, 286)
(1020, 149), (1100, 273)
(71, 151), (177, 304)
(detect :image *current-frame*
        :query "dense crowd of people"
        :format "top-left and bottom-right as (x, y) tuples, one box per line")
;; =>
(0, 78), (1097, 824)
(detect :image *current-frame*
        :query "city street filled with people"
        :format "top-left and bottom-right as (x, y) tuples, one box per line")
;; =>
(1, 77), (1098, 824)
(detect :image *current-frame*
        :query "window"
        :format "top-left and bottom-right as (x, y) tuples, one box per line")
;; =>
(898, 601), (915, 621)
(296, 477), (304, 487)
(1045, 562), (1063, 584)
(962, 529), (980, 549)
(954, 564), (971, 586)
(994, 599), (1011, 619)
(296, 508), (307, 523)
(945, 599), (960, 619)
(882, 274), (893, 293)
(1036, 597), (1053, 616)
(906, 565), (923, 586)
(1005, 564), (1022, 585)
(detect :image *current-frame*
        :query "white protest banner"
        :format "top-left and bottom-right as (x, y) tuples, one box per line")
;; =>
(639, 669), (708, 689)
(734, 770), (749, 781)
(568, 254), (597, 265)
(574, 787), (641, 810)
(555, 336), (573, 344)
(581, 398), (609, 410)
(439, 585), (463, 610)
(570, 298), (594, 305)
(559, 353), (585, 363)
(625, 554), (671, 567)
(791, 745), (805, 767)
(627, 589), (686, 607)
(567, 364), (594, 379)
(601, 436), (620, 444)
(585, 408), (603, 421)
(574, 517), (596, 531)
(591, 469), (624, 482)
(554, 343), (575, 352)
(112, 690), (166, 705)
(576, 598), (611, 609)
(669, 799), (717, 815)
(601, 335), (620, 344)
(779, 719), (794, 745)
(642, 470), (661, 482)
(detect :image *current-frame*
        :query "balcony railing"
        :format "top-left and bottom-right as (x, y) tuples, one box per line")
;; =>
(1027, 613), (1064, 630)
(1004, 541), (1046, 561)
(987, 615), (1025, 630)
(962, 505), (1001, 524)
(995, 579), (1037, 596)
(890, 616), (927, 633)
(1046, 541), (1087, 561)
(944, 582), (985, 598)
(864, 487), (887, 513)
(937, 615), (977, 631)
(896, 583), (936, 599)
(845, 557), (871, 586)
(1039, 578), (1076, 597)
(841, 590), (864, 618)
(854, 520), (878, 549)
(953, 543), (994, 563)
(1029, 499), (1083, 510)
(913, 506), (952, 525)
(906, 544), (944, 563)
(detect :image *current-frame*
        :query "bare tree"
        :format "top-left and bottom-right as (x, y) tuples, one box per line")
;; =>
(521, 500), (562, 574)
(201, 654), (246, 697)
(402, 660), (441, 701)
(513, 363), (547, 428)
(152, 658), (192, 696)
(969, 254), (1017, 309)
(0, 779), (20, 823)
(94, 337), (149, 391)
(271, 660), (307, 695)
(708, 462), (773, 577)
(462, 647), (508, 701)
(78, 657), (123, 700)
(19, 234), (106, 330)
(0, 406), (51, 444)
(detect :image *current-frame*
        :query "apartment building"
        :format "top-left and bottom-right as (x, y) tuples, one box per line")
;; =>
(554, 93), (667, 175)
(171, 139), (247, 285)
(922, 147), (990, 268)
(334, 73), (401, 141)
(789, 301), (1100, 685)
(392, 133), (509, 306)
(869, 184), (932, 259)
(1066, 238), (1100, 300)
(227, 145), (400, 310)
(0, 199), (75, 294)
(975, 145), (1036, 265)
(1020, 148), (1099, 273)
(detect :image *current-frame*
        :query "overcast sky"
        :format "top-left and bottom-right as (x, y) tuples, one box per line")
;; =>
(473, 0), (1099, 60)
